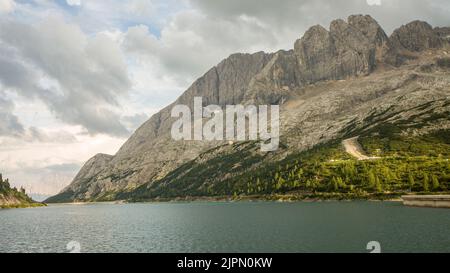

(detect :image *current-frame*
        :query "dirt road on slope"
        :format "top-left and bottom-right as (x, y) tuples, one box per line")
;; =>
(342, 137), (373, 160)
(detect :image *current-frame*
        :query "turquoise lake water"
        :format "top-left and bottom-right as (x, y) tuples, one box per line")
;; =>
(0, 201), (449, 253)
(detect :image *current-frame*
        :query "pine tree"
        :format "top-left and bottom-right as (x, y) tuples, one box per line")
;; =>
(375, 176), (383, 193)
(368, 170), (376, 188)
(349, 185), (355, 192)
(332, 177), (339, 191)
(423, 173), (430, 192)
(337, 177), (345, 190)
(0, 174), (7, 193)
(275, 176), (285, 190)
(431, 175), (440, 191)
(408, 173), (415, 191)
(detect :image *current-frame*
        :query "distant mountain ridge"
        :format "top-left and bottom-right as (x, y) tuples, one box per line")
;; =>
(46, 15), (450, 203)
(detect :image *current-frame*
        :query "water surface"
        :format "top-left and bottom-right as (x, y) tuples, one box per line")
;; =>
(0, 201), (448, 253)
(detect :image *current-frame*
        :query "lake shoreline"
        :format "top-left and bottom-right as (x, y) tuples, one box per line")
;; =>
(44, 192), (450, 206)
(0, 202), (47, 209)
(128, 193), (406, 204)
(47, 192), (419, 205)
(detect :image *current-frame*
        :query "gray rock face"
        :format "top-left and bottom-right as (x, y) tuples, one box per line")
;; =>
(390, 21), (442, 51)
(435, 27), (450, 43)
(347, 14), (396, 65)
(294, 25), (336, 83)
(46, 15), (450, 203)
(329, 18), (375, 76)
(348, 15), (388, 47)
(76, 154), (113, 182)
(244, 50), (300, 105)
(294, 15), (383, 84)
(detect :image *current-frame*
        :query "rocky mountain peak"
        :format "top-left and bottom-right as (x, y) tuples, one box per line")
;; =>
(294, 15), (377, 84)
(329, 18), (349, 33)
(329, 17), (373, 55)
(434, 27), (450, 40)
(72, 153), (113, 183)
(188, 51), (274, 106)
(390, 20), (442, 51)
(348, 14), (388, 46)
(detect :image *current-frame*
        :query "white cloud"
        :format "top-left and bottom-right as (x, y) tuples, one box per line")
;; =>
(0, 16), (132, 137)
(0, 127), (126, 194)
(0, 0), (15, 14)
(123, 10), (280, 87)
(367, 0), (382, 6)
(189, 0), (450, 36)
(0, 93), (24, 137)
(66, 0), (81, 6)
(127, 0), (156, 17)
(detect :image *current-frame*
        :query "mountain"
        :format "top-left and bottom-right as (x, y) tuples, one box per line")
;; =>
(28, 193), (51, 202)
(0, 174), (45, 208)
(46, 15), (450, 203)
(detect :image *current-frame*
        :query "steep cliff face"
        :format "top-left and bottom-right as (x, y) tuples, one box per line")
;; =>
(293, 15), (383, 84)
(46, 15), (450, 203)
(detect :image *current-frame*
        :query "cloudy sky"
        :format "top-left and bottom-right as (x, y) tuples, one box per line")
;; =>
(1, 0), (449, 195)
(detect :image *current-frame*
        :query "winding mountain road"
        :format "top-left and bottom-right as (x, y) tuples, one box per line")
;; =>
(342, 137), (376, 160)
